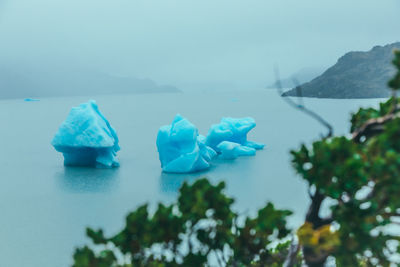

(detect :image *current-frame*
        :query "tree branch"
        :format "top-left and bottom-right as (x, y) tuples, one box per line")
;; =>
(274, 67), (339, 267)
(283, 236), (300, 267)
(352, 108), (400, 143)
(305, 191), (333, 228)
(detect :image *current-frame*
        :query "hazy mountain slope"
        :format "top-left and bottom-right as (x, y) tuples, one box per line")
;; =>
(282, 42), (400, 98)
(266, 67), (325, 89)
(0, 68), (180, 99)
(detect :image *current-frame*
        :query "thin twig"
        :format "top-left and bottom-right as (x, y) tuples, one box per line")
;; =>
(293, 78), (305, 108)
(275, 66), (333, 138)
(283, 235), (300, 267)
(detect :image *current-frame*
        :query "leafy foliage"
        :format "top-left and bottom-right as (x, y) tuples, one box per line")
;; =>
(72, 179), (293, 267)
(388, 50), (400, 91)
(290, 50), (400, 266)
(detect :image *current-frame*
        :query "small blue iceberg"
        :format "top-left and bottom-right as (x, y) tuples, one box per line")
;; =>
(52, 100), (120, 168)
(156, 115), (216, 173)
(217, 141), (256, 160)
(206, 117), (265, 152)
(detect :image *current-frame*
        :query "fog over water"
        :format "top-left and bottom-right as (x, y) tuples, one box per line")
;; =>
(0, 0), (399, 92)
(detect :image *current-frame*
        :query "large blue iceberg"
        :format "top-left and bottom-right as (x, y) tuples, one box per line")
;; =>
(156, 115), (216, 173)
(217, 141), (256, 160)
(52, 100), (120, 168)
(205, 117), (265, 152)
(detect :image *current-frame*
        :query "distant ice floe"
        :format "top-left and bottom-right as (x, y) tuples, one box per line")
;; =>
(156, 115), (216, 173)
(157, 115), (265, 173)
(52, 100), (120, 168)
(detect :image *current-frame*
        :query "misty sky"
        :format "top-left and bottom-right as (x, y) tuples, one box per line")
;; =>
(0, 0), (399, 91)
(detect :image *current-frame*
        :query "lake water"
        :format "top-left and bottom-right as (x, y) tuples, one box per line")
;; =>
(0, 91), (382, 267)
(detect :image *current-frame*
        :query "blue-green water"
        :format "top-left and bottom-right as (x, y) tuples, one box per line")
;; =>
(0, 91), (381, 267)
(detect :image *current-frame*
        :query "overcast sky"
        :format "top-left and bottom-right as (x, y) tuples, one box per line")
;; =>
(0, 0), (399, 91)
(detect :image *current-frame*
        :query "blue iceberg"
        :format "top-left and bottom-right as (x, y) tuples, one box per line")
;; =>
(156, 115), (216, 173)
(217, 141), (256, 160)
(205, 117), (265, 152)
(52, 100), (120, 168)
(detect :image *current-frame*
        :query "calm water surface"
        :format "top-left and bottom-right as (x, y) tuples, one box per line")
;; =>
(0, 91), (382, 267)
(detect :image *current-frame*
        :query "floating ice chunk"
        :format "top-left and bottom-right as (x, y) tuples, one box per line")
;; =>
(244, 140), (265, 150)
(156, 115), (216, 173)
(205, 117), (265, 152)
(198, 135), (218, 162)
(217, 141), (256, 160)
(52, 100), (120, 168)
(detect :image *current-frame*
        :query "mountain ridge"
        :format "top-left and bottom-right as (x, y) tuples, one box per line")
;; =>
(282, 42), (400, 98)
